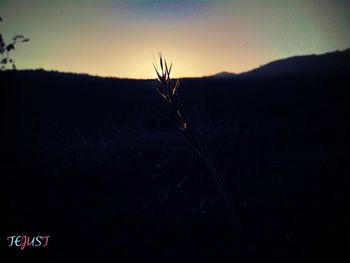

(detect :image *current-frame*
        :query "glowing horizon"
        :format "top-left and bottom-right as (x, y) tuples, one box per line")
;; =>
(1, 0), (350, 79)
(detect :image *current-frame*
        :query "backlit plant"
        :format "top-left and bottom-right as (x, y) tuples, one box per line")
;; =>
(153, 55), (241, 227)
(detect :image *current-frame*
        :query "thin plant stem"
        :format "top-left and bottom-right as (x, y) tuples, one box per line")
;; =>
(153, 55), (241, 228)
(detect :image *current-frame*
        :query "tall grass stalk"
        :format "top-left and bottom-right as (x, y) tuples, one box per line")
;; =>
(153, 55), (241, 228)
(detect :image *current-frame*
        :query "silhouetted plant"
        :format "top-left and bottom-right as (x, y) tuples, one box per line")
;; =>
(0, 16), (29, 70)
(153, 55), (241, 227)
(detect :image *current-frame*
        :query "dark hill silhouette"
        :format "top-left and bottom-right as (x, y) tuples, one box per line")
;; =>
(1, 49), (349, 261)
(205, 71), (237, 79)
(241, 48), (350, 77)
(196, 48), (350, 79)
(3, 48), (349, 81)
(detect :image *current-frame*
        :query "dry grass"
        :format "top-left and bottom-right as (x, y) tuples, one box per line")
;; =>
(153, 54), (241, 227)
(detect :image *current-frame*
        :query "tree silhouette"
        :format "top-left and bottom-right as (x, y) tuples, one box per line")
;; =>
(0, 16), (29, 70)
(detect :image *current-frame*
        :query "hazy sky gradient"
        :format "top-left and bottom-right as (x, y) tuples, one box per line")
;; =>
(1, 0), (350, 78)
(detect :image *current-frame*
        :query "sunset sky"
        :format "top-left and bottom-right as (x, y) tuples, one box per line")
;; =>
(1, 0), (350, 78)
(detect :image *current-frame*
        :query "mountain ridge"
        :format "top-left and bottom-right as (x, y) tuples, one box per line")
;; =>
(239, 48), (350, 77)
(2, 48), (349, 80)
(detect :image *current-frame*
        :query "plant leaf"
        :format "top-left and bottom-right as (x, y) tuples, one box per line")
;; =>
(7, 44), (15, 51)
(153, 63), (162, 82)
(173, 79), (180, 95)
(159, 53), (163, 72)
(168, 63), (172, 77)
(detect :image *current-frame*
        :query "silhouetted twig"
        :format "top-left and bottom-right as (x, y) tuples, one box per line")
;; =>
(0, 16), (29, 70)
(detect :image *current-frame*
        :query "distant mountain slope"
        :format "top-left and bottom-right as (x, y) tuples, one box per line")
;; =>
(204, 71), (237, 79)
(240, 48), (350, 77)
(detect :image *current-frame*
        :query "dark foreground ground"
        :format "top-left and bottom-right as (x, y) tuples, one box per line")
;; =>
(0, 69), (349, 262)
